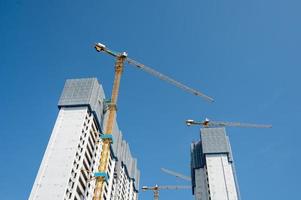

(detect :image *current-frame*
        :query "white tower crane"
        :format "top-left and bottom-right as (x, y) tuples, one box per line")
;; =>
(142, 184), (191, 200)
(186, 118), (272, 128)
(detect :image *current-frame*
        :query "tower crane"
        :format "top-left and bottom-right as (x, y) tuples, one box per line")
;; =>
(186, 118), (272, 128)
(92, 43), (214, 200)
(142, 184), (191, 200)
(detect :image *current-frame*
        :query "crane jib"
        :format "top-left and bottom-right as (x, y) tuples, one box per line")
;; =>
(125, 58), (214, 102)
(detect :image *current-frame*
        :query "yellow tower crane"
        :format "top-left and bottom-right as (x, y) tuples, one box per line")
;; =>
(142, 184), (191, 200)
(92, 42), (214, 200)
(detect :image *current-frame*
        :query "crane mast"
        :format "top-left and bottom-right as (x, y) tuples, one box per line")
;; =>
(154, 190), (159, 200)
(93, 54), (126, 200)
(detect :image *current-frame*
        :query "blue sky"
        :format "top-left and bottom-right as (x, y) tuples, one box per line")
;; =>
(0, 0), (300, 199)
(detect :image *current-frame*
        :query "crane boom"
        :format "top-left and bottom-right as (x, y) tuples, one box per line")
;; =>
(126, 58), (214, 102)
(186, 118), (272, 128)
(210, 121), (272, 128)
(95, 43), (214, 102)
(142, 184), (190, 200)
(158, 185), (191, 190)
(142, 185), (191, 190)
(161, 168), (191, 181)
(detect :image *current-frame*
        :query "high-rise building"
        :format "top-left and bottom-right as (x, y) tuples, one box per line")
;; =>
(29, 78), (140, 200)
(190, 127), (240, 200)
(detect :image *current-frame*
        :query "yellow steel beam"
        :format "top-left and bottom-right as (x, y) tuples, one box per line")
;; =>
(93, 54), (126, 200)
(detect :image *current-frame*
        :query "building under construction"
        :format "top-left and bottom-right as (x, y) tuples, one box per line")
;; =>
(28, 42), (270, 200)
(29, 78), (140, 200)
(190, 128), (240, 200)
(188, 117), (270, 200)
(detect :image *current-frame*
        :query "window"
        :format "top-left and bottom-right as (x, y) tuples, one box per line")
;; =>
(76, 186), (83, 198)
(79, 176), (86, 191)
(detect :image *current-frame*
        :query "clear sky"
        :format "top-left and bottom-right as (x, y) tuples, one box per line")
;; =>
(0, 0), (300, 199)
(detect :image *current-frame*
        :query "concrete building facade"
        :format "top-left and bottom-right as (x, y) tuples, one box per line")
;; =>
(191, 128), (240, 200)
(29, 78), (140, 200)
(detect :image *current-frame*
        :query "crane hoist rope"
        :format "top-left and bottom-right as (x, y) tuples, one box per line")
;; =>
(92, 42), (214, 200)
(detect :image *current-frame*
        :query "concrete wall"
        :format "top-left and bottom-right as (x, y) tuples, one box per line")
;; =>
(29, 107), (88, 200)
(191, 127), (240, 200)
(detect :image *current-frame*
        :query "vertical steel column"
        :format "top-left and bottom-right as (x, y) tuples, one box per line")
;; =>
(154, 190), (159, 200)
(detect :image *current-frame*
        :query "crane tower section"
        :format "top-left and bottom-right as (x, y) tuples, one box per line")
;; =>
(191, 128), (240, 200)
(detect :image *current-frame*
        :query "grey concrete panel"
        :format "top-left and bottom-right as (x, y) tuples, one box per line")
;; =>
(58, 78), (105, 127)
(135, 170), (140, 191)
(58, 78), (95, 105)
(226, 136), (233, 162)
(201, 127), (230, 154)
(190, 141), (206, 169)
(131, 159), (137, 180)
